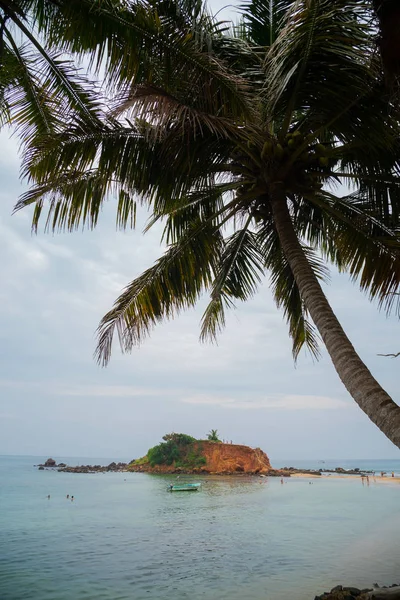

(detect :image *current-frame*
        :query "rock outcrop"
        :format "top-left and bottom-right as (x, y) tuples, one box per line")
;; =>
(128, 441), (272, 475)
(58, 462), (127, 473)
(315, 584), (400, 600)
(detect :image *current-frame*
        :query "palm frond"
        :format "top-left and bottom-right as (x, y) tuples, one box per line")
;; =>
(15, 168), (132, 232)
(41, 0), (254, 122)
(264, 0), (385, 140)
(19, 114), (242, 232)
(240, 0), (292, 47)
(298, 190), (400, 316)
(200, 218), (264, 341)
(95, 220), (223, 365)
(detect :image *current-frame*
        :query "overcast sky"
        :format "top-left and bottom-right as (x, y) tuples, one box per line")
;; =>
(1, 1), (400, 462)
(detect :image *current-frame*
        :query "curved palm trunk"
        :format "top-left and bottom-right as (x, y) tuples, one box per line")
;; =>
(270, 192), (400, 448)
(373, 0), (400, 77)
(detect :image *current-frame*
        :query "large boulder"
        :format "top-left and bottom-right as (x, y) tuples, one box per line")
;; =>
(44, 458), (56, 467)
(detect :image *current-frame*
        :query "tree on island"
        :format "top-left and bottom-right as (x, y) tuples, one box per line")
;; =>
(15, 0), (400, 447)
(144, 433), (207, 468)
(207, 430), (221, 443)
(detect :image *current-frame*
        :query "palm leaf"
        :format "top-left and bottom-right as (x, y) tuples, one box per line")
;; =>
(298, 190), (400, 315)
(95, 220), (223, 365)
(200, 217), (264, 341)
(240, 0), (293, 47)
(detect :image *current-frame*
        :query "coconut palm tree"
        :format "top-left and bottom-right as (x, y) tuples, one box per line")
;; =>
(16, 0), (400, 447)
(207, 430), (221, 443)
(0, 0), (103, 146)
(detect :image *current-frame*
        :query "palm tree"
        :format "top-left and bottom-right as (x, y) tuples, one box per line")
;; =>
(207, 430), (220, 443)
(16, 0), (400, 447)
(0, 0), (103, 147)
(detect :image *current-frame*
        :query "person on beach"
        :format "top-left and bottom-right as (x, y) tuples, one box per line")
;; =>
(281, 478), (284, 484)
(392, 472), (395, 478)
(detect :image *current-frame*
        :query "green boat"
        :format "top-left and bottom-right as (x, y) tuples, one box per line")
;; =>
(168, 483), (201, 492)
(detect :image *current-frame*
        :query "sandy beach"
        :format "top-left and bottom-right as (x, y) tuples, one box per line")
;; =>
(290, 473), (400, 483)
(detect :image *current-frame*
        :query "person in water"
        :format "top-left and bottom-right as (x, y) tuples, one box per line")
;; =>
(66, 494), (69, 499)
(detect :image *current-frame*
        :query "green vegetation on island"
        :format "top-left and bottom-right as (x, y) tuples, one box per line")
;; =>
(139, 433), (212, 469)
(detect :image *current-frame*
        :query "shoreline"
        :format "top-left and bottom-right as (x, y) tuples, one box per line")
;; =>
(290, 473), (400, 483)
(36, 463), (400, 482)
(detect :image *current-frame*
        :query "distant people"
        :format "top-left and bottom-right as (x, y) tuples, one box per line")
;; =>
(66, 494), (69, 499)
(71, 496), (74, 501)
(392, 472), (395, 478)
(366, 476), (370, 486)
(47, 494), (50, 499)
(281, 478), (284, 484)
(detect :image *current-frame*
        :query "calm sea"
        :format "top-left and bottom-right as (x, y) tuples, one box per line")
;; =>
(1, 455), (400, 600)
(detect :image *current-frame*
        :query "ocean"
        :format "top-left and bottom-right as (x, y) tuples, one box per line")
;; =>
(1, 455), (400, 600)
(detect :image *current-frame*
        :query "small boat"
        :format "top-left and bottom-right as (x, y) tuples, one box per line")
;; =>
(168, 483), (201, 492)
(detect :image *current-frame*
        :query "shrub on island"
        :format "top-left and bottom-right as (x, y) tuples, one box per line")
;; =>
(139, 433), (207, 469)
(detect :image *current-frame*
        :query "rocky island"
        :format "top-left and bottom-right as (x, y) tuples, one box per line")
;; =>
(127, 433), (273, 475)
(40, 432), (279, 475)
(36, 432), (378, 477)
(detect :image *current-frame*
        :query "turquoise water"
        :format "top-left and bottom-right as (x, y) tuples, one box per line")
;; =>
(1, 456), (400, 600)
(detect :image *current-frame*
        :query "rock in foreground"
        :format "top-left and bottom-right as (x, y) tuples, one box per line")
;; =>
(315, 584), (400, 600)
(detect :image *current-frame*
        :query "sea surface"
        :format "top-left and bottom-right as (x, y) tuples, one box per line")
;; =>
(1, 455), (400, 600)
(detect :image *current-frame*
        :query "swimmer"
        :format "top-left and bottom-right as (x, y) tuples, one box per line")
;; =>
(47, 494), (50, 499)
(66, 494), (69, 499)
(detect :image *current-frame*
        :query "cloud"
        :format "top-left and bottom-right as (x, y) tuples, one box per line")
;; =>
(56, 384), (169, 398)
(0, 219), (49, 271)
(181, 394), (348, 411)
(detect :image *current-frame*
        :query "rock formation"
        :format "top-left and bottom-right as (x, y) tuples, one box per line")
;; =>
(128, 441), (272, 475)
(315, 584), (400, 600)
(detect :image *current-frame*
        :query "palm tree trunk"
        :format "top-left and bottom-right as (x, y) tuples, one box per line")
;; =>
(270, 191), (400, 448)
(373, 0), (400, 78)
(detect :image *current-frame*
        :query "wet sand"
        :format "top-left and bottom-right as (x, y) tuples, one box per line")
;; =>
(290, 473), (400, 483)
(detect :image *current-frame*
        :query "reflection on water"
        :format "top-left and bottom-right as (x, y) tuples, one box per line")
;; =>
(0, 458), (399, 600)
